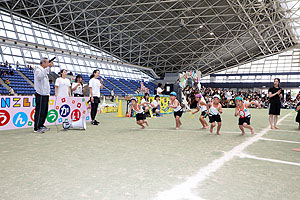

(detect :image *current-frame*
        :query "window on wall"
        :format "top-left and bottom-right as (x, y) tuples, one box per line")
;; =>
(2, 14), (12, 23)
(31, 51), (40, 59)
(64, 56), (71, 63)
(3, 55), (14, 64)
(3, 22), (14, 31)
(65, 64), (74, 71)
(6, 31), (17, 39)
(78, 59), (84, 66)
(11, 47), (22, 56)
(14, 56), (24, 64)
(0, 10), (152, 80)
(80, 66), (88, 73)
(2, 46), (11, 54)
(15, 25), (24, 33)
(0, 27), (6, 37)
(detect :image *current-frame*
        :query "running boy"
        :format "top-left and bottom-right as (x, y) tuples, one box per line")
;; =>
(208, 95), (223, 135)
(129, 97), (150, 129)
(169, 92), (183, 130)
(192, 94), (209, 129)
(234, 96), (261, 135)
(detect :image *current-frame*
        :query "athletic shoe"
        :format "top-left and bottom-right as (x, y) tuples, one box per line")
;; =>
(40, 126), (50, 131)
(91, 121), (98, 126)
(94, 120), (100, 124)
(34, 129), (45, 133)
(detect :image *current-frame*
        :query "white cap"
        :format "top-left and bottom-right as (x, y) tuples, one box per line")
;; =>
(213, 94), (221, 99)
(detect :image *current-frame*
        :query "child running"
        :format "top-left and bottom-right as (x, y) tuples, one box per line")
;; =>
(129, 97), (150, 129)
(208, 95), (223, 135)
(234, 96), (261, 135)
(169, 92), (183, 130)
(192, 94), (209, 129)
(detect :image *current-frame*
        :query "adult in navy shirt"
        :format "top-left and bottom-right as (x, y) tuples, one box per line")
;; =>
(268, 78), (283, 129)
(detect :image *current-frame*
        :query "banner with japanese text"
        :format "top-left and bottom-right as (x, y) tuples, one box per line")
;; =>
(0, 96), (90, 131)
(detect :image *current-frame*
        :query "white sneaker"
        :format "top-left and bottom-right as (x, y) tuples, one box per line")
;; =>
(34, 129), (45, 133)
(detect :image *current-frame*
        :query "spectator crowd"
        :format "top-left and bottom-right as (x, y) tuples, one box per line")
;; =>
(183, 85), (299, 109)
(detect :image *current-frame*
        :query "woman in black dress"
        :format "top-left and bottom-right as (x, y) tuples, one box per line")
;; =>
(296, 102), (300, 130)
(268, 78), (283, 129)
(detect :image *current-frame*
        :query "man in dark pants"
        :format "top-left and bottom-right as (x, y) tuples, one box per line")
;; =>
(33, 57), (54, 133)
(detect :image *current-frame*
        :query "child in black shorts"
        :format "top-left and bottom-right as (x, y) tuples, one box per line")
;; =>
(192, 93), (209, 129)
(129, 97), (151, 129)
(208, 95), (223, 135)
(169, 92), (183, 130)
(234, 96), (261, 135)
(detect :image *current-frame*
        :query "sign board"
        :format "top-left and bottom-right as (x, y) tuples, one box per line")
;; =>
(0, 96), (90, 131)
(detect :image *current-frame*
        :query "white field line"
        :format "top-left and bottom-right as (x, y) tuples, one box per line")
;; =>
(238, 153), (300, 167)
(279, 123), (297, 126)
(154, 112), (292, 200)
(132, 128), (243, 134)
(259, 138), (300, 144)
(271, 129), (300, 133)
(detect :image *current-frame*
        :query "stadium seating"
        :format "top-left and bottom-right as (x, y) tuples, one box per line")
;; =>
(119, 78), (138, 91)
(0, 66), (157, 96)
(0, 84), (9, 95)
(1, 67), (35, 95)
(106, 77), (135, 94)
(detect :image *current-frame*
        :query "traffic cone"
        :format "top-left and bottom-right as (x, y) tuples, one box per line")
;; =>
(116, 100), (124, 117)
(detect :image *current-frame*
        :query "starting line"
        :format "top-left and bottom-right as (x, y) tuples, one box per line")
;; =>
(154, 112), (292, 200)
(238, 153), (300, 167)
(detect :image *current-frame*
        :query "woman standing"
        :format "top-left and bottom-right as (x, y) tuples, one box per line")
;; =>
(55, 69), (71, 97)
(72, 74), (87, 97)
(89, 70), (104, 125)
(268, 78), (283, 129)
(156, 83), (164, 95)
(141, 93), (150, 114)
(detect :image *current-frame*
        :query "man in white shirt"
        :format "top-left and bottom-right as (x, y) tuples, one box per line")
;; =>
(33, 57), (53, 133)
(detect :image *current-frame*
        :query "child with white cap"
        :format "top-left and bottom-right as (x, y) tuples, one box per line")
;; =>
(208, 94), (223, 135)
(129, 97), (151, 129)
(192, 93), (209, 129)
(169, 92), (183, 130)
